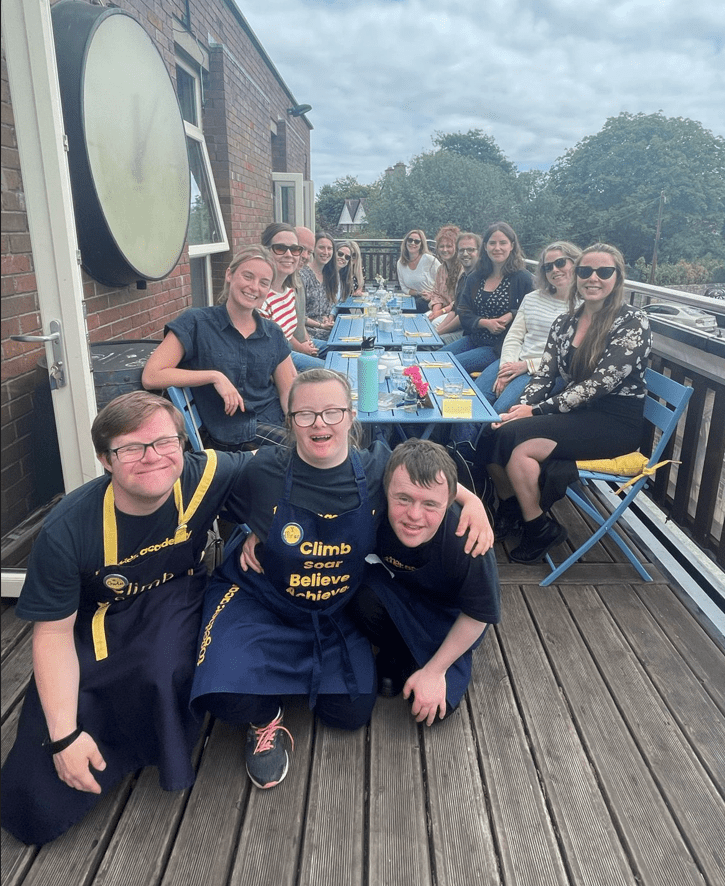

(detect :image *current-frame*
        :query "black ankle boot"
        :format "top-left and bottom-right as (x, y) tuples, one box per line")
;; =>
(509, 513), (568, 564)
(494, 496), (523, 540)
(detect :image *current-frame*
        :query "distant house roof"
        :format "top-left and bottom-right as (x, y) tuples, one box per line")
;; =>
(337, 198), (367, 228)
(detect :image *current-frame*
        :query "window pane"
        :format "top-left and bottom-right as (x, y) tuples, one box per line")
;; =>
(176, 66), (197, 126)
(279, 185), (296, 225)
(187, 138), (224, 245)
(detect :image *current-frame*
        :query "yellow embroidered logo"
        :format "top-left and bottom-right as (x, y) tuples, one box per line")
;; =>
(281, 522), (303, 546)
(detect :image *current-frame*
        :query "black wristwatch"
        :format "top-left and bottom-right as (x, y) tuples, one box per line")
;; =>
(42, 725), (83, 755)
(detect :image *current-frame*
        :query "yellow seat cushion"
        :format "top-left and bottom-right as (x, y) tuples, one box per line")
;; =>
(576, 451), (649, 476)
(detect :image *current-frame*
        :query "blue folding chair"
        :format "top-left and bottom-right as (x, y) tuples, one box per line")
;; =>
(167, 386), (204, 452)
(541, 368), (693, 586)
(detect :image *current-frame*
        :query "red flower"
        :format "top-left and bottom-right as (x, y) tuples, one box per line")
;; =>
(403, 365), (429, 398)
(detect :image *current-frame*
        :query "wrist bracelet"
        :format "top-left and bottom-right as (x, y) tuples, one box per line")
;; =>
(42, 725), (83, 755)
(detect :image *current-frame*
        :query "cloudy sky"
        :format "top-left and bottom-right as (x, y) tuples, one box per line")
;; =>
(237, 0), (725, 190)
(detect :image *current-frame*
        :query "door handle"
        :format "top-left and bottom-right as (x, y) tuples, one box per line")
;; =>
(10, 319), (66, 388)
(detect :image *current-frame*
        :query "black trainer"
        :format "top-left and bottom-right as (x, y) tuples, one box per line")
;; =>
(245, 708), (294, 789)
(494, 496), (523, 540)
(509, 514), (568, 564)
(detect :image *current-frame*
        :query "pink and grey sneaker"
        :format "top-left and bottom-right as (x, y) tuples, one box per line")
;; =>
(245, 708), (294, 789)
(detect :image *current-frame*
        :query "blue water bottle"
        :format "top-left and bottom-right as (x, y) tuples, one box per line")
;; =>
(358, 335), (379, 412)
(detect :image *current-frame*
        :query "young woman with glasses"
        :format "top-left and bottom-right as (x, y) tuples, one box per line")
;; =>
(396, 229), (441, 311)
(142, 245), (296, 450)
(260, 223), (324, 371)
(301, 232), (340, 340)
(442, 222), (534, 374)
(190, 368), (492, 790)
(336, 240), (365, 299)
(477, 243), (652, 563)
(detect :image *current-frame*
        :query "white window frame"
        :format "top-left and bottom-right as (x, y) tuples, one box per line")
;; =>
(272, 172), (304, 227)
(176, 56), (228, 310)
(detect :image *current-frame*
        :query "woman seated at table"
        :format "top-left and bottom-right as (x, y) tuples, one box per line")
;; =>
(301, 231), (339, 340)
(442, 222), (534, 374)
(427, 225), (463, 326)
(337, 240), (365, 299)
(474, 241), (581, 415)
(396, 229), (441, 312)
(190, 368), (493, 791)
(477, 243), (652, 563)
(260, 223), (324, 371)
(142, 245), (296, 450)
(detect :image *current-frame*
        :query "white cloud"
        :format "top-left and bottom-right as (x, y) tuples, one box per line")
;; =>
(236, 0), (725, 188)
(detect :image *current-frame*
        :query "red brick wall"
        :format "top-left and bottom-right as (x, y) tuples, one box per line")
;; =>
(1, 0), (311, 538)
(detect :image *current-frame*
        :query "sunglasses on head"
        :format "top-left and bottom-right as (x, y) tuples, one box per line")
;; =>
(543, 257), (570, 273)
(270, 243), (303, 256)
(575, 265), (617, 280)
(337, 251), (351, 261)
(406, 237), (422, 245)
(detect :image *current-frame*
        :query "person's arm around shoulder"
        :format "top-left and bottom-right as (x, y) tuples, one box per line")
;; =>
(453, 483), (493, 555)
(404, 613), (488, 725)
(142, 332), (245, 416)
(33, 614), (106, 792)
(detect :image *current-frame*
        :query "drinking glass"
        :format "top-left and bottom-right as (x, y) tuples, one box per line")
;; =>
(401, 344), (417, 366)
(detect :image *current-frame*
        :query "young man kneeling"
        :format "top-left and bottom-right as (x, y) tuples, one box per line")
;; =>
(350, 439), (501, 725)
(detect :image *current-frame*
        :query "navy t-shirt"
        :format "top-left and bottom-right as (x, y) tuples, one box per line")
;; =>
(16, 450), (252, 621)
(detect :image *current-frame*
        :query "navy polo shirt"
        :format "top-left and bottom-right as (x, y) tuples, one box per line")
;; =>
(166, 304), (290, 446)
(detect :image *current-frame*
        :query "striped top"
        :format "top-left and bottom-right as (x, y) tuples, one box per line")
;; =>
(260, 287), (298, 340)
(499, 289), (569, 373)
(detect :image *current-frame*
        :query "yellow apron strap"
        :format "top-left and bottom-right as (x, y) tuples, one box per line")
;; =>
(92, 602), (111, 661)
(102, 483), (118, 566)
(174, 449), (218, 542)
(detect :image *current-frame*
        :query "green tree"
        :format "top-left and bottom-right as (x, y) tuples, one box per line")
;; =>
(548, 112), (725, 264)
(315, 176), (375, 231)
(433, 129), (517, 176)
(364, 150), (521, 239)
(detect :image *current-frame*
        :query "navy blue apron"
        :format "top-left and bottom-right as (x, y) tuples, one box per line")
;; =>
(192, 450), (376, 712)
(364, 552), (489, 710)
(1, 454), (219, 846)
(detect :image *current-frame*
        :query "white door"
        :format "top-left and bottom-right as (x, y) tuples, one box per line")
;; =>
(2, 0), (100, 597)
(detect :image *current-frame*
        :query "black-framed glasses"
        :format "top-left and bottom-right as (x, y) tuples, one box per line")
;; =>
(575, 265), (617, 280)
(289, 408), (349, 428)
(458, 247), (477, 254)
(270, 243), (303, 256)
(543, 257), (570, 273)
(406, 237), (422, 245)
(337, 251), (351, 261)
(109, 435), (183, 463)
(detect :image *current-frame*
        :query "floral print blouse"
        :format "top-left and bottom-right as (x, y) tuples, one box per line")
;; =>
(301, 265), (335, 341)
(523, 305), (652, 415)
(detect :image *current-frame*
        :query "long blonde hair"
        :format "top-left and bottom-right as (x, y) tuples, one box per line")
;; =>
(568, 243), (626, 382)
(338, 240), (364, 299)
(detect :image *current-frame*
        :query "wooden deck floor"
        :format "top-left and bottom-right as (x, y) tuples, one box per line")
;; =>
(2, 500), (724, 886)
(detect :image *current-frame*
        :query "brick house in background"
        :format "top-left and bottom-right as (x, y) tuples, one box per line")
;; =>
(1, 0), (313, 546)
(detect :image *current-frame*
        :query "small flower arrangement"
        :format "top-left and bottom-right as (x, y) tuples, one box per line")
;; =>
(403, 365), (429, 399)
(375, 274), (386, 288)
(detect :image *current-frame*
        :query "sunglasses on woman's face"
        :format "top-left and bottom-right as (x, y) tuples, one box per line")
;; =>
(575, 265), (617, 280)
(543, 257), (570, 273)
(406, 237), (422, 245)
(270, 243), (303, 256)
(337, 251), (351, 261)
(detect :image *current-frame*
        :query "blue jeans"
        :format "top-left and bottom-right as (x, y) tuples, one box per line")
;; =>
(439, 336), (499, 374)
(475, 361), (532, 413)
(291, 351), (325, 372)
